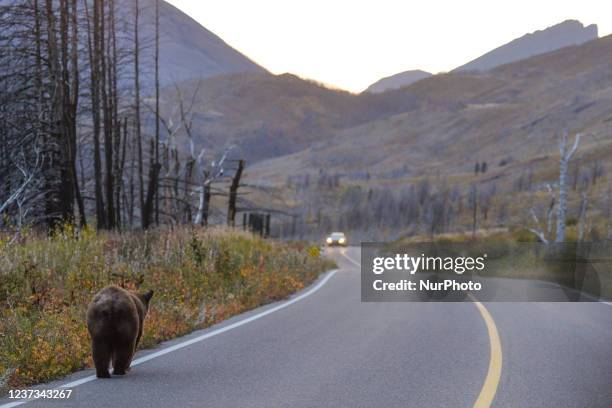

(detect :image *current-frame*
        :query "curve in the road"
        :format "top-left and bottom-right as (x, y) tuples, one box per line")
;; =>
(341, 251), (502, 408)
(468, 295), (502, 408)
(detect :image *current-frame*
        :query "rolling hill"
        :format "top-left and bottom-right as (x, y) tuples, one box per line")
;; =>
(246, 33), (612, 185)
(157, 26), (612, 198)
(148, 14), (612, 237)
(158, 72), (427, 163)
(364, 70), (432, 93)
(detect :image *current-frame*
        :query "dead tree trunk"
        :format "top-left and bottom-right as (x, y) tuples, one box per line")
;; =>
(44, 0), (72, 228)
(69, 0), (86, 227)
(265, 214), (271, 237)
(183, 158), (195, 223)
(154, 0), (160, 225)
(578, 191), (588, 241)
(203, 182), (211, 226)
(556, 132), (581, 242)
(134, 0), (145, 227)
(227, 159), (244, 227)
(469, 184), (478, 238)
(85, 0), (106, 228)
(195, 170), (211, 227)
(100, 0), (115, 229)
(142, 139), (160, 229)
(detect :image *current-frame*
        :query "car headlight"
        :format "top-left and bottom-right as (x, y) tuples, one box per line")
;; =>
(326, 237), (332, 244)
(339, 238), (345, 244)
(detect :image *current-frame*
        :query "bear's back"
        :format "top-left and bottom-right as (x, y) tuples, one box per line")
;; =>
(87, 286), (142, 337)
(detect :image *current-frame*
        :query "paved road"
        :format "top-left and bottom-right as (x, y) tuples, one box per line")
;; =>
(2, 246), (612, 407)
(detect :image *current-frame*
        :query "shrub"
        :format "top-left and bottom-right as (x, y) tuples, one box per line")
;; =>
(511, 228), (541, 243)
(0, 227), (333, 390)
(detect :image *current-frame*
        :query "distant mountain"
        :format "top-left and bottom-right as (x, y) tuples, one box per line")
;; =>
(157, 15), (612, 191)
(454, 20), (598, 72)
(364, 70), (432, 93)
(160, 73), (411, 163)
(121, 0), (266, 86)
(246, 34), (612, 185)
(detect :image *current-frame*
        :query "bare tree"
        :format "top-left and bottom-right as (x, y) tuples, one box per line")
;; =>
(84, 0), (106, 228)
(227, 159), (245, 227)
(578, 191), (588, 241)
(528, 184), (556, 244)
(469, 184), (478, 237)
(194, 148), (232, 226)
(0, 150), (42, 219)
(0, 0), (169, 232)
(133, 0), (145, 224)
(555, 131), (581, 242)
(153, 0), (160, 224)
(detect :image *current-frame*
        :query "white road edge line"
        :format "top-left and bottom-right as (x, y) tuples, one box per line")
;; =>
(577, 291), (612, 307)
(0, 269), (339, 408)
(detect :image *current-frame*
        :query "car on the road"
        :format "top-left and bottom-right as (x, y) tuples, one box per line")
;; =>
(326, 232), (347, 246)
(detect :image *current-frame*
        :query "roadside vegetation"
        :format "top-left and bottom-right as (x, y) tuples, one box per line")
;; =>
(391, 228), (612, 299)
(274, 133), (611, 243)
(0, 227), (333, 391)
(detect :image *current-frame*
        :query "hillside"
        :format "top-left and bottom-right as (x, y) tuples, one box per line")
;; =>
(454, 20), (598, 72)
(120, 0), (265, 86)
(158, 72), (428, 163)
(248, 34), (612, 185)
(364, 70), (432, 93)
(159, 32), (612, 197)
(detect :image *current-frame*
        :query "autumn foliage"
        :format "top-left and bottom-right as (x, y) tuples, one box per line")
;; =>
(0, 227), (332, 391)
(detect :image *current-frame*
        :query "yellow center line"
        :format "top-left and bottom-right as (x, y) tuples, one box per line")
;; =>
(342, 251), (503, 408)
(468, 294), (503, 408)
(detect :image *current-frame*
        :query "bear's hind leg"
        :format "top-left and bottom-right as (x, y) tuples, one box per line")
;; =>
(112, 340), (135, 375)
(92, 339), (111, 378)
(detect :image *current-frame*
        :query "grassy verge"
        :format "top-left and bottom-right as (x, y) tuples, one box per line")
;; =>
(0, 227), (334, 392)
(390, 228), (612, 299)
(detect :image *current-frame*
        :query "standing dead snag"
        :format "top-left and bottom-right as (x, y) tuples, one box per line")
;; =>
(556, 131), (581, 243)
(528, 184), (556, 244)
(227, 159), (245, 227)
(527, 131), (581, 244)
(0, 150), (41, 219)
(154, 0), (161, 225)
(469, 184), (478, 237)
(133, 0), (145, 225)
(578, 191), (588, 241)
(142, 139), (160, 230)
(194, 147), (231, 226)
(195, 170), (211, 226)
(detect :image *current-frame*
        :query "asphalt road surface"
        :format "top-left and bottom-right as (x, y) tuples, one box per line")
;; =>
(2, 246), (612, 408)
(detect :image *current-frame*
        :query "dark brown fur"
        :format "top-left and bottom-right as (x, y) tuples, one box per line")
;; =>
(86, 285), (153, 378)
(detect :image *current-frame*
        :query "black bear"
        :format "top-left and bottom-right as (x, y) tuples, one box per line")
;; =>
(86, 285), (153, 378)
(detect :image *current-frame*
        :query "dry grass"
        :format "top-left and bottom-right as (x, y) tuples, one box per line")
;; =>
(0, 226), (333, 390)
(391, 229), (612, 299)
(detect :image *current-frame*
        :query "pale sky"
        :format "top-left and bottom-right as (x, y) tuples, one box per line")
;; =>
(167, 0), (611, 92)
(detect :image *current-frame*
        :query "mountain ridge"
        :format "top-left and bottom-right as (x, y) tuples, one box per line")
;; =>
(454, 19), (598, 72)
(244, 33), (612, 184)
(120, 0), (266, 86)
(363, 20), (598, 95)
(364, 70), (432, 93)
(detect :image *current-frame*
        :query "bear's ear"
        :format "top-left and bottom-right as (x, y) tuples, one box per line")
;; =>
(141, 290), (154, 304)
